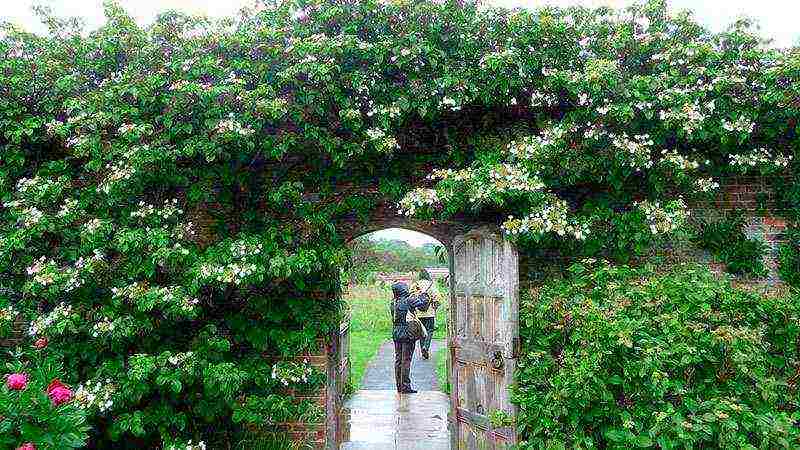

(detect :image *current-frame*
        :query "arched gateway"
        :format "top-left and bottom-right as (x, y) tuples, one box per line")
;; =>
(338, 201), (520, 450)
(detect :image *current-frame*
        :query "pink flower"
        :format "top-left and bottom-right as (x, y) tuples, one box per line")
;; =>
(33, 337), (48, 349)
(6, 373), (28, 391)
(46, 379), (73, 406)
(17, 443), (36, 450)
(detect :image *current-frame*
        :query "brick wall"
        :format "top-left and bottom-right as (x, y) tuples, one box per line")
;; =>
(692, 175), (789, 282)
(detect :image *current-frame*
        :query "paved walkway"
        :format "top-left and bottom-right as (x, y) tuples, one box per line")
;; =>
(340, 339), (450, 450)
(360, 339), (446, 391)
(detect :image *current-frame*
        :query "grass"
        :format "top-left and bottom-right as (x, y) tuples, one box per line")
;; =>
(344, 284), (394, 390)
(434, 345), (450, 394)
(344, 282), (449, 390)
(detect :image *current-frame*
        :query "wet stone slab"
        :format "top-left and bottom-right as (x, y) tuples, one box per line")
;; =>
(339, 390), (450, 450)
(360, 339), (445, 391)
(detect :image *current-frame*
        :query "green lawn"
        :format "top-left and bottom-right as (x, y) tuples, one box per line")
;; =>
(435, 345), (450, 393)
(344, 283), (449, 390)
(344, 284), (393, 390)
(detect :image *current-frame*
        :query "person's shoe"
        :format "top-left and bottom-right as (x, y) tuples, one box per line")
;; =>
(422, 349), (430, 359)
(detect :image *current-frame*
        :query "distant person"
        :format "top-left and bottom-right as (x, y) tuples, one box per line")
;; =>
(412, 279), (440, 359)
(390, 282), (428, 394)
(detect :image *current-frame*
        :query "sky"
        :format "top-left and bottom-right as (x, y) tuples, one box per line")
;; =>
(368, 228), (441, 247)
(1, 0), (797, 247)
(1, 0), (799, 47)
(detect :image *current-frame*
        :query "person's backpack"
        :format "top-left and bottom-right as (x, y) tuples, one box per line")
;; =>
(405, 309), (428, 341)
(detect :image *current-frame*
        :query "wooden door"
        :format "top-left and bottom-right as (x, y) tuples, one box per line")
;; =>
(449, 227), (519, 449)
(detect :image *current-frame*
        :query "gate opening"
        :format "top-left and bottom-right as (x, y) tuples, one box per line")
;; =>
(336, 227), (453, 449)
(342, 227), (451, 394)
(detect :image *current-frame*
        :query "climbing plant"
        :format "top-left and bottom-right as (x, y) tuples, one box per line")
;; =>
(515, 260), (800, 448)
(0, 0), (798, 447)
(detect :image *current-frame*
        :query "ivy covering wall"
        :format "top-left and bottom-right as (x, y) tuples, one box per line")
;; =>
(0, 0), (799, 448)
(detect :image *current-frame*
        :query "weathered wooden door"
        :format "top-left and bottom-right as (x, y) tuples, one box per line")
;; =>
(449, 227), (519, 449)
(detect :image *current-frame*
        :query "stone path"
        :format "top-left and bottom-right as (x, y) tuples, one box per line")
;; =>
(339, 339), (450, 450)
(360, 339), (446, 391)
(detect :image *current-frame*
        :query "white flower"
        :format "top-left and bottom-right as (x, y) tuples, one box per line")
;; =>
(215, 118), (255, 136)
(636, 199), (687, 235)
(729, 148), (791, 173)
(501, 199), (588, 241)
(398, 189), (440, 216)
(722, 116), (755, 134)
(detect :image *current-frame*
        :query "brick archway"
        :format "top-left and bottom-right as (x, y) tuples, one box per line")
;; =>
(334, 197), (490, 248)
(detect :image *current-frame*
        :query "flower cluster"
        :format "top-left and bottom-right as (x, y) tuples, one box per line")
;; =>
(722, 116), (755, 135)
(6, 373), (27, 390)
(636, 199), (688, 235)
(398, 188), (440, 216)
(230, 240), (263, 258)
(83, 218), (108, 235)
(167, 351), (195, 367)
(658, 150), (700, 171)
(112, 283), (200, 315)
(14, 176), (68, 203)
(612, 134), (654, 171)
(366, 127), (400, 153)
(26, 252), (104, 293)
(166, 441), (206, 450)
(507, 135), (551, 160)
(74, 379), (116, 412)
(91, 317), (115, 338)
(215, 117), (255, 136)
(56, 198), (79, 218)
(530, 90), (559, 108)
(47, 379), (74, 406)
(131, 199), (184, 221)
(198, 262), (259, 285)
(695, 177), (720, 193)
(729, 148), (792, 173)
(0, 304), (18, 326)
(18, 206), (44, 228)
(99, 161), (136, 194)
(117, 123), (152, 137)
(28, 303), (75, 337)
(658, 101), (711, 136)
(271, 360), (316, 386)
(487, 164), (545, 193)
(501, 199), (589, 240)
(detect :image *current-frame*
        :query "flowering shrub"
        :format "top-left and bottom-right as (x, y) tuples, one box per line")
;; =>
(0, 0), (798, 446)
(0, 353), (89, 449)
(515, 261), (800, 448)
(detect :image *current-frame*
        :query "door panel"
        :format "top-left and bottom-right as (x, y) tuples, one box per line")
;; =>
(449, 227), (518, 449)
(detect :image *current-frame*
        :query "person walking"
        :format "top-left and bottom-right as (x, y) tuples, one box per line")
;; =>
(413, 279), (440, 360)
(390, 281), (428, 394)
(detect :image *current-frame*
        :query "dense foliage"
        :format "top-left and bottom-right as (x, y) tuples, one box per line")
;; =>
(0, 0), (798, 447)
(515, 261), (800, 449)
(778, 225), (800, 288)
(693, 213), (767, 277)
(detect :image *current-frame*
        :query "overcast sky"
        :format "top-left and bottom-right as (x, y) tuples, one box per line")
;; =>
(2, 0), (797, 246)
(1, 0), (798, 47)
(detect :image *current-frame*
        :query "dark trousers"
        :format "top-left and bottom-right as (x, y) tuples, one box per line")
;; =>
(393, 339), (414, 392)
(419, 317), (435, 353)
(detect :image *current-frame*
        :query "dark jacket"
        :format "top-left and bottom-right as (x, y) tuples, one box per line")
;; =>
(390, 282), (430, 342)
